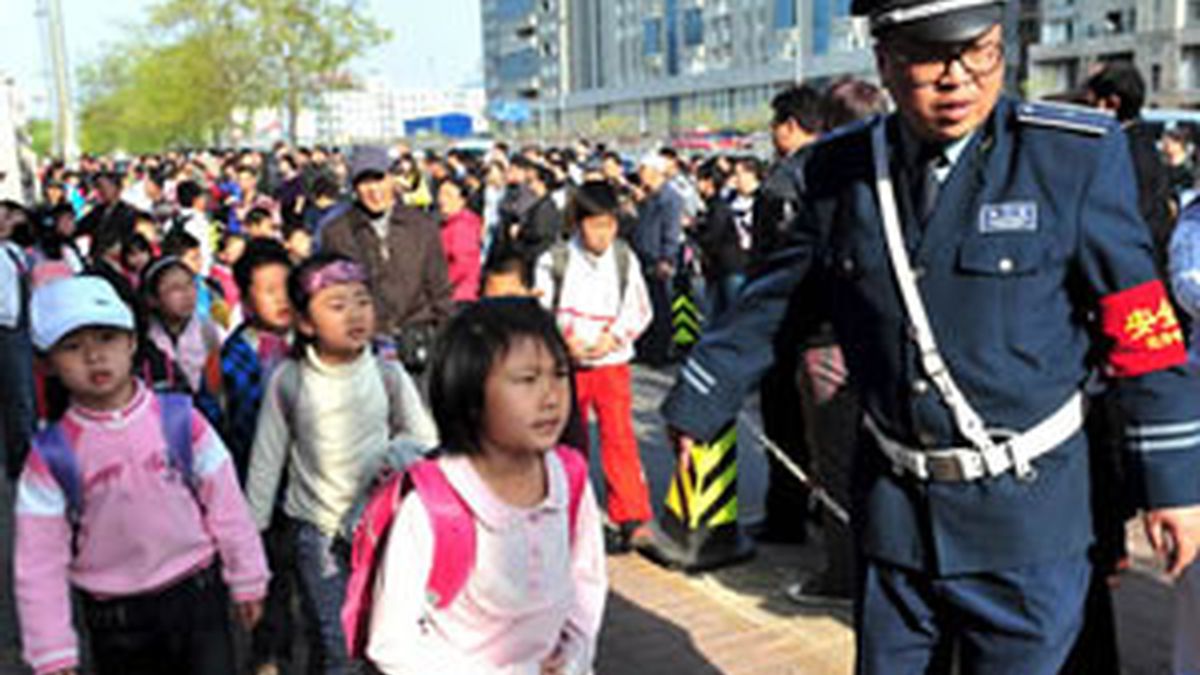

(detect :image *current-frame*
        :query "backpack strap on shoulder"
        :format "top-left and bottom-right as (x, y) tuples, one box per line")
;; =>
(375, 355), (404, 437)
(158, 393), (196, 490)
(550, 242), (570, 313)
(275, 359), (302, 431)
(554, 445), (589, 542)
(34, 425), (83, 537)
(408, 459), (476, 610)
(614, 239), (632, 304)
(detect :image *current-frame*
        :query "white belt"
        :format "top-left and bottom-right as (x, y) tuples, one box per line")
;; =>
(864, 392), (1085, 482)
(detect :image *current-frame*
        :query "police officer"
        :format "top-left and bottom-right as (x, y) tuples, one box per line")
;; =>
(662, 0), (1200, 672)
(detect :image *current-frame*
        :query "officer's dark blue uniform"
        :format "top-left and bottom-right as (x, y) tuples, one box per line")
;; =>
(661, 2), (1200, 673)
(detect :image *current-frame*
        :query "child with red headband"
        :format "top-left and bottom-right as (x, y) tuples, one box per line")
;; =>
(245, 252), (437, 675)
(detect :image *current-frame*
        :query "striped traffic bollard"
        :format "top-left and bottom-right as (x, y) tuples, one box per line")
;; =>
(672, 276), (703, 351)
(643, 422), (755, 572)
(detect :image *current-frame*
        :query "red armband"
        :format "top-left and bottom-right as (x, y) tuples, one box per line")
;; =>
(1099, 280), (1187, 377)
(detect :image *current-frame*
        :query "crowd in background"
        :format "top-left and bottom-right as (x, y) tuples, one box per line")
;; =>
(7, 56), (1200, 674)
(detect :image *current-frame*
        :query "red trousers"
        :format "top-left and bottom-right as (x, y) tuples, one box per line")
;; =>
(574, 364), (652, 525)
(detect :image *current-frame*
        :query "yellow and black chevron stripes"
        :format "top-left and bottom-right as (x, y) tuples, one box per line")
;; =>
(664, 424), (739, 530)
(672, 291), (703, 348)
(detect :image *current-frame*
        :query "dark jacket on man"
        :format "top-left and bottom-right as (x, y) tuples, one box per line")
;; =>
(320, 203), (454, 335)
(513, 193), (564, 263)
(694, 195), (746, 281)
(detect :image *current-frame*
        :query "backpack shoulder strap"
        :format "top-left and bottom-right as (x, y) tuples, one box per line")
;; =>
(33, 424), (83, 527)
(554, 445), (588, 542)
(408, 459), (476, 610)
(158, 393), (195, 487)
(549, 242), (570, 313)
(613, 239), (632, 303)
(275, 359), (302, 430)
(375, 355), (404, 437)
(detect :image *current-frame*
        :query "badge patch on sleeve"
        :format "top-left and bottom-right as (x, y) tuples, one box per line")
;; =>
(1099, 280), (1187, 377)
(979, 202), (1038, 234)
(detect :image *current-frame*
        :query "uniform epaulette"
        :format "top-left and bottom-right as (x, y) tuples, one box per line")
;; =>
(1015, 101), (1114, 136)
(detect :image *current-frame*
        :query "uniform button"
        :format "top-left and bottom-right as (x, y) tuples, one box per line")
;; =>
(912, 379), (930, 395)
(841, 257), (855, 274)
(997, 257), (1015, 273)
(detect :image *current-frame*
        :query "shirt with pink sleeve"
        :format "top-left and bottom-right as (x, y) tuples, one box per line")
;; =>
(535, 237), (653, 368)
(14, 382), (269, 675)
(366, 450), (607, 675)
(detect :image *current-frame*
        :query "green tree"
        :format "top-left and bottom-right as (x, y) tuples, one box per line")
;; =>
(242, 0), (390, 144)
(25, 119), (54, 158)
(78, 0), (388, 152)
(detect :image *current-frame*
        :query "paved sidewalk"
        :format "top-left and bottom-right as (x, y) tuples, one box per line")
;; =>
(598, 544), (854, 675)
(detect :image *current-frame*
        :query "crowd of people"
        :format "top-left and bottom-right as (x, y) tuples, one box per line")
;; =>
(7, 0), (1200, 673)
(0, 69), (891, 675)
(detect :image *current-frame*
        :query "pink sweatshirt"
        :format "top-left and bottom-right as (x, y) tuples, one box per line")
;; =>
(15, 382), (269, 675)
(366, 451), (607, 674)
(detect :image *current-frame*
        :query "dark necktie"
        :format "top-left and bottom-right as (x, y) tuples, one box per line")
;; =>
(913, 146), (946, 224)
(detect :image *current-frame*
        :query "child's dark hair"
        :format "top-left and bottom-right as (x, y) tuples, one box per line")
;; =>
(482, 243), (533, 291)
(234, 238), (292, 295)
(161, 229), (200, 257)
(121, 232), (152, 261)
(140, 255), (192, 299)
(245, 207), (274, 231)
(429, 298), (570, 456)
(567, 180), (619, 228)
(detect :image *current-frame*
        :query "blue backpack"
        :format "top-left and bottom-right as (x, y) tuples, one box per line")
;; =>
(33, 393), (199, 553)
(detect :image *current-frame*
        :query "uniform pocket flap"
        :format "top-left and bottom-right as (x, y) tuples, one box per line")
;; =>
(957, 236), (1046, 276)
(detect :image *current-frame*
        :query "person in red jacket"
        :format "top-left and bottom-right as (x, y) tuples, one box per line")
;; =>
(436, 179), (482, 305)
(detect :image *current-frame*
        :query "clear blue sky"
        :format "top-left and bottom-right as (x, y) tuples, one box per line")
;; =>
(0, 0), (484, 118)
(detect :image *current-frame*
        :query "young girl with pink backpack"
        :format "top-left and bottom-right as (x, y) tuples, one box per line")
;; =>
(347, 298), (607, 675)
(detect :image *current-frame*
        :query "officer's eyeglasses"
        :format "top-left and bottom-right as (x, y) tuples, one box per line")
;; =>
(886, 39), (1005, 86)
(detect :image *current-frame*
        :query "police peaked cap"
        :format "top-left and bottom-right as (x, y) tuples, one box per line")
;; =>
(852, 0), (1006, 43)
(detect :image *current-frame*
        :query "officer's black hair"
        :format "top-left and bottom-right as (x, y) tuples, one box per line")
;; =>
(771, 85), (826, 134)
(429, 298), (570, 456)
(1086, 61), (1145, 123)
(234, 237), (292, 296)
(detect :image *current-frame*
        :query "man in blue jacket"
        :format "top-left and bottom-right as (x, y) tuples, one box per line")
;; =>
(662, 0), (1200, 672)
(632, 153), (683, 366)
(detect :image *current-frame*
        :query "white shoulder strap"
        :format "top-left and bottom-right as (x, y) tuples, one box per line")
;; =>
(870, 123), (1006, 469)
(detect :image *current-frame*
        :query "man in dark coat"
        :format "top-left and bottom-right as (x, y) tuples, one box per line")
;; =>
(320, 146), (453, 372)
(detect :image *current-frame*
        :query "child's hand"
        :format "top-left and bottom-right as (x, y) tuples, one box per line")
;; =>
(235, 599), (264, 631)
(539, 648), (567, 675)
(567, 336), (591, 362)
(589, 332), (619, 359)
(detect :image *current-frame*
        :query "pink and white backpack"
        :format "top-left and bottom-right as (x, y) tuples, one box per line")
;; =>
(341, 445), (589, 661)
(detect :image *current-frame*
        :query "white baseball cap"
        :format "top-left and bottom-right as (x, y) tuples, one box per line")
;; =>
(638, 152), (671, 174)
(31, 276), (135, 351)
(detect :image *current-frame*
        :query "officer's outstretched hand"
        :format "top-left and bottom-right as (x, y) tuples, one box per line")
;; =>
(1144, 505), (1200, 577)
(670, 428), (695, 456)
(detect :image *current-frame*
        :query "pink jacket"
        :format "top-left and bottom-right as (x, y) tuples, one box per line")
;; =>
(15, 383), (269, 675)
(440, 209), (482, 303)
(148, 313), (223, 393)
